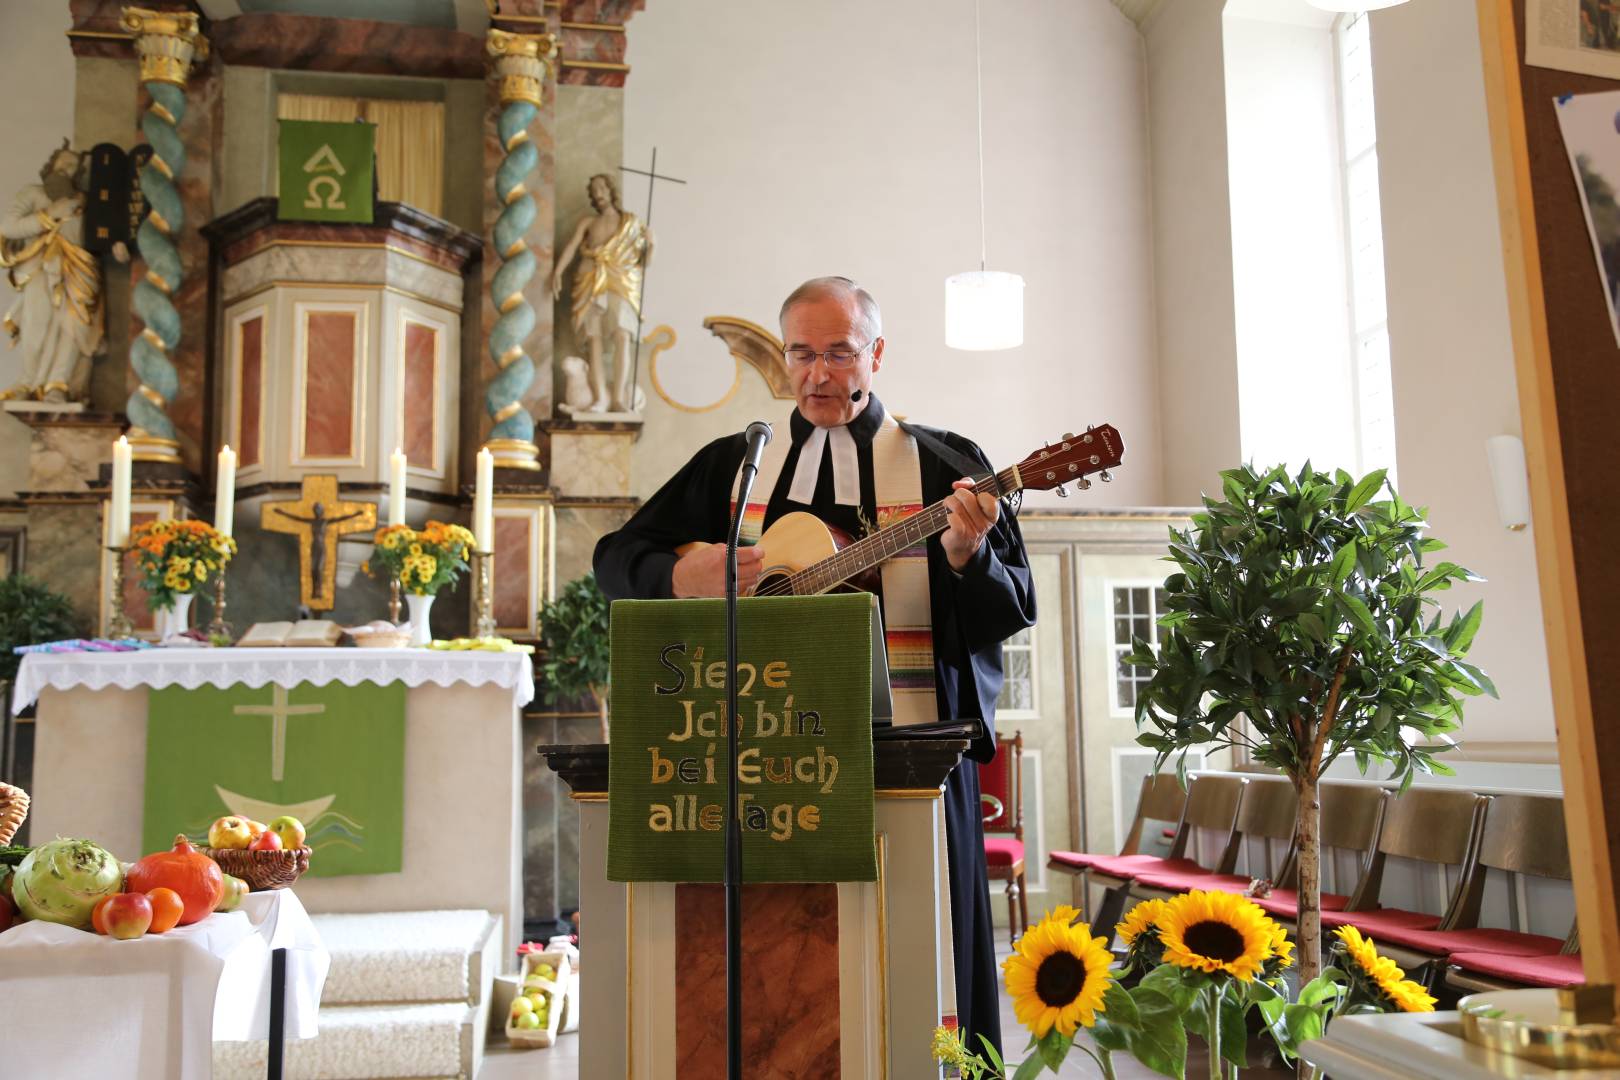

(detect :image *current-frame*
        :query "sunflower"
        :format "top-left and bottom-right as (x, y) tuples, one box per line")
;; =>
(1333, 926), (1436, 1012)
(1117, 898), (1168, 946)
(1261, 919), (1294, 981)
(1156, 889), (1276, 982)
(1002, 907), (1114, 1037)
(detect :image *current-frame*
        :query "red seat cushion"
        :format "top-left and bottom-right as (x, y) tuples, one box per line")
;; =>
(1047, 851), (1110, 872)
(1251, 888), (1351, 918)
(983, 836), (1025, 868)
(1321, 908), (1441, 935)
(1086, 855), (1205, 883)
(1451, 951), (1584, 988)
(1132, 870), (1253, 894)
(1366, 925), (1565, 959)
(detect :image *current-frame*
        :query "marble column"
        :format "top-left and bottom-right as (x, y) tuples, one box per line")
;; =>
(120, 6), (205, 465)
(482, 29), (558, 474)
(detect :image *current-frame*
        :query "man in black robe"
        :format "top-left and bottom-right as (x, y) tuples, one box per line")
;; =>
(593, 275), (1036, 1057)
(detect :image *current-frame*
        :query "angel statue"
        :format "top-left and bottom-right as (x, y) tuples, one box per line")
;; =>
(552, 172), (653, 415)
(0, 142), (124, 404)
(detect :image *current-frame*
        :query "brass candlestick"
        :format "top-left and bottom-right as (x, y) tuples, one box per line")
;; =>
(389, 576), (402, 625)
(474, 549), (496, 640)
(106, 545), (134, 639)
(207, 567), (232, 641)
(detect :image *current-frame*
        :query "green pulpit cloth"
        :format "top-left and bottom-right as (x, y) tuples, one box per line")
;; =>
(608, 594), (877, 883)
(277, 119), (375, 223)
(143, 683), (405, 876)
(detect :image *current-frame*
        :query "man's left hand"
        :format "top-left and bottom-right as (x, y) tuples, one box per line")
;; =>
(941, 478), (999, 572)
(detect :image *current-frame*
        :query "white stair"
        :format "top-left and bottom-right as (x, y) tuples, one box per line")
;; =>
(214, 909), (502, 1080)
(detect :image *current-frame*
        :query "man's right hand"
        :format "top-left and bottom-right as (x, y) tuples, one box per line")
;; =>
(671, 543), (765, 598)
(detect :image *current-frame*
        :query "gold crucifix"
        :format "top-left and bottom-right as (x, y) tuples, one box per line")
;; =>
(260, 475), (376, 610)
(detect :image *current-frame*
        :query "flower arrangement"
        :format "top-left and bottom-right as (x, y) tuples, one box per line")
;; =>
(364, 522), (475, 596)
(1331, 925), (1437, 1014)
(128, 520), (235, 611)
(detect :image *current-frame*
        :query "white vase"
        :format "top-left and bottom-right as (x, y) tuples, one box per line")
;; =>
(157, 592), (193, 640)
(405, 593), (435, 647)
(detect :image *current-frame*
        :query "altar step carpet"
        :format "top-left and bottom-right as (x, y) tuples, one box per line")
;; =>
(213, 909), (502, 1080)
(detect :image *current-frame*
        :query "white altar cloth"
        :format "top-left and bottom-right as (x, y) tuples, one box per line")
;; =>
(12, 647), (536, 714)
(0, 889), (329, 1080)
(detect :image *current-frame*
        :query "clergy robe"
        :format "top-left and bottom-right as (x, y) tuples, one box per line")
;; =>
(592, 394), (1036, 1056)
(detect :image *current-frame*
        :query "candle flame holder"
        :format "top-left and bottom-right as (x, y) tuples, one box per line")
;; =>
(473, 549), (496, 640)
(106, 545), (134, 639)
(207, 566), (232, 642)
(389, 576), (402, 625)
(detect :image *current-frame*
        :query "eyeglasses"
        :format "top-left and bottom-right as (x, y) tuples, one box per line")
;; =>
(783, 340), (876, 368)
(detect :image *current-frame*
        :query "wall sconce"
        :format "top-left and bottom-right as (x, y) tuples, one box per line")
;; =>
(1486, 434), (1531, 531)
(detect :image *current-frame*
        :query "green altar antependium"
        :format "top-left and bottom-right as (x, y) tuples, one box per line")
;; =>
(142, 682), (405, 876)
(608, 594), (876, 883)
(276, 119), (375, 223)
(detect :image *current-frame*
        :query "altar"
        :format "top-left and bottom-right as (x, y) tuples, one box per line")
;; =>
(14, 648), (533, 954)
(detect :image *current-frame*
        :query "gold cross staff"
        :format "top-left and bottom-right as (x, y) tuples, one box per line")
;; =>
(260, 474), (376, 610)
(233, 685), (326, 783)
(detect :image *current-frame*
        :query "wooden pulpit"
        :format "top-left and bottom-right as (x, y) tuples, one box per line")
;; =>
(541, 739), (967, 1079)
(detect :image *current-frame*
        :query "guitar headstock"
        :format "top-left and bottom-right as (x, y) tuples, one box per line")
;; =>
(1016, 425), (1125, 493)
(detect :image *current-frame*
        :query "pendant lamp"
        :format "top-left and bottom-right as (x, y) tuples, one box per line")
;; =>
(945, 0), (1025, 351)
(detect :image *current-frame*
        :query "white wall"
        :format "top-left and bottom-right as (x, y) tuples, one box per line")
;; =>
(1142, 0), (1244, 505)
(0, 0), (76, 497)
(620, 0), (1163, 507)
(1223, 12), (1358, 473)
(1371, 0), (1557, 747)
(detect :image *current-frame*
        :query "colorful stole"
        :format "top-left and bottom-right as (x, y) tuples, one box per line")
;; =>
(733, 412), (940, 727)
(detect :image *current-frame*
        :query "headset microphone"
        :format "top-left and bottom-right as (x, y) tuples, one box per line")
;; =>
(849, 388), (864, 403)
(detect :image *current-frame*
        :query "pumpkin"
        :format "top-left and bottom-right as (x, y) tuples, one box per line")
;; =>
(125, 835), (223, 925)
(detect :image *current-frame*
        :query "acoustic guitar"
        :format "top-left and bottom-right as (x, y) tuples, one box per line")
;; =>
(679, 425), (1125, 596)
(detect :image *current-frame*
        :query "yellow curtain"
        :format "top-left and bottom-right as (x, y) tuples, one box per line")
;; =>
(276, 93), (445, 218)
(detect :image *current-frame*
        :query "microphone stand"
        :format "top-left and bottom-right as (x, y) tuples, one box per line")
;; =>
(725, 422), (769, 1080)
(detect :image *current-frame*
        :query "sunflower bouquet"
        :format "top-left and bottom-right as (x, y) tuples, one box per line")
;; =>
(365, 521), (475, 595)
(128, 519), (236, 610)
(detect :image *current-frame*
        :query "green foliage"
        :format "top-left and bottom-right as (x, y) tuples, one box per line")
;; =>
(0, 575), (84, 683)
(538, 574), (611, 702)
(1128, 463), (1494, 787)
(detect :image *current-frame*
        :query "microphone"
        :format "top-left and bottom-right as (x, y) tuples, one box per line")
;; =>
(741, 420), (772, 473)
(850, 388), (864, 403)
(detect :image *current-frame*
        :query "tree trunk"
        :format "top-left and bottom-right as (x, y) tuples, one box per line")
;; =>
(1295, 772), (1323, 985)
(590, 684), (609, 744)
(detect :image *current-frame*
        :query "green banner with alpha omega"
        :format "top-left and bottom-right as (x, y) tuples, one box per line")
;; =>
(277, 119), (375, 223)
(608, 594), (876, 883)
(143, 682), (405, 876)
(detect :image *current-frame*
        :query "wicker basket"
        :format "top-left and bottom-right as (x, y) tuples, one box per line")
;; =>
(0, 781), (28, 847)
(205, 845), (311, 891)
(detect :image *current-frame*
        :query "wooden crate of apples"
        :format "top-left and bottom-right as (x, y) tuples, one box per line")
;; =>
(506, 950), (571, 1048)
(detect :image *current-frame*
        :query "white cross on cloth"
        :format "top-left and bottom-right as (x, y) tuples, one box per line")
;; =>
(232, 685), (327, 783)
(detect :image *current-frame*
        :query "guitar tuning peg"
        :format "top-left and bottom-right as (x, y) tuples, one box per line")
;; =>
(1076, 478), (1092, 491)
(1086, 424), (1095, 433)
(1054, 484), (1068, 497)
(1062, 432), (1074, 440)
(1099, 469), (1114, 483)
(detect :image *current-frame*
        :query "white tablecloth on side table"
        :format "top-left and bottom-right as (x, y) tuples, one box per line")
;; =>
(0, 888), (329, 1080)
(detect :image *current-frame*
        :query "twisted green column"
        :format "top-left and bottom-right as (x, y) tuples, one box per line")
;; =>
(122, 7), (203, 463)
(484, 29), (555, 472)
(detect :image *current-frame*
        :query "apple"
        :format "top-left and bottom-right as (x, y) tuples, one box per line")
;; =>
(245, 820), (268, 842)
(510, 996), (534, 1018)
(248, 829), (283, 852)
(532, 962), (555, 980)
(517, 1011), (541, 1030)
(268, 816), (306, 850)
(91, 895), (115, 935)
(208, 816), (254, 850)
(216, 873), (249, 912)
(104, 893), (154, 940)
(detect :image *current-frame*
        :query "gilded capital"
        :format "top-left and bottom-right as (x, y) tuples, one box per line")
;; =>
(487, 29), (558, 108)
(120, 6), (207, 87)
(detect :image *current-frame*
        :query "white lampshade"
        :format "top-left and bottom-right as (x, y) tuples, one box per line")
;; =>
(945, 270), (1025, 350)
(1306, 0), (1406, 11)
(1486, 434), (1531, 531)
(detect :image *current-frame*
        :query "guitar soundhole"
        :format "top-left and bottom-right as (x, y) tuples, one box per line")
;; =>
(754, 571), (795, 596)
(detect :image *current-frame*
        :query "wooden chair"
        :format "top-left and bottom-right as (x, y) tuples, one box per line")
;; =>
(979, 730), (1028, 945)
(1047, 771), (1190, 914)
(1447, 925), (1583, 994)
(1128, 777), (1298, 900)
(1250, 780), (1387, 921)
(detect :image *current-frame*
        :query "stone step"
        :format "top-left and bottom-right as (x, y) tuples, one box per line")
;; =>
(214, 1002), (480, 1080)
(313, 909), (500, 1006)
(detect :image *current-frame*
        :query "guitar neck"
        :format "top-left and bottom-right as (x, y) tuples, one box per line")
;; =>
(789, 464), (1022, 595)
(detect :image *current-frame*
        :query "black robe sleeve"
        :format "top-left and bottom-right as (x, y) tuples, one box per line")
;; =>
(593, 433), (746, 601)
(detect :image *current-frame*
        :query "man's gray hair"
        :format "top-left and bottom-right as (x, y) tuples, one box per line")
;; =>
(778, 276), (882, 341)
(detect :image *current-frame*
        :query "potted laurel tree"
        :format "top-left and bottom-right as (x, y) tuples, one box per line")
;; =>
(1125, 465), (1494, 1007)
(1, 573), (84, 698)
(539, 574), (611, 743)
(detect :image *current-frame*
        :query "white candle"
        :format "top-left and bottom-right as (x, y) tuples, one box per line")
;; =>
(475, 447), (494, 551)
(109, 435), (132, 547)
(215, 445), (236, 537)
(390, 447), (408, 527)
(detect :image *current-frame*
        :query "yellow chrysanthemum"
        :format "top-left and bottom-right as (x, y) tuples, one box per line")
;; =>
(1002, 907), (1114, 1038)
(1334, 926), (1436, 1012)
(409, 542), (423, 556)
(1116, 898), (1169, 946)
(1156, 889), (1276, 982)
(382, 532), (402, 551)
